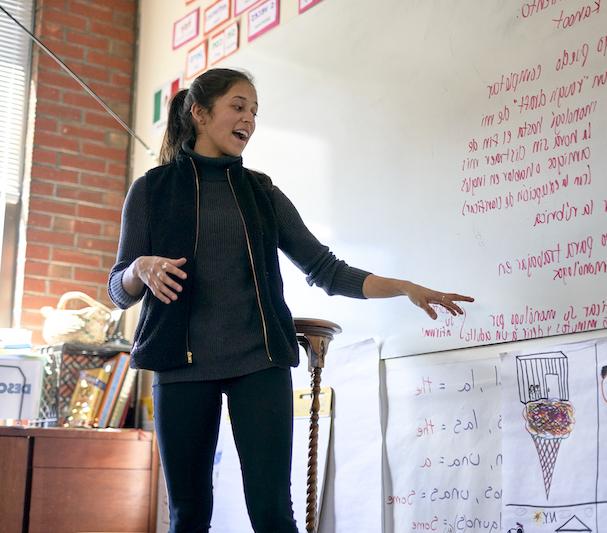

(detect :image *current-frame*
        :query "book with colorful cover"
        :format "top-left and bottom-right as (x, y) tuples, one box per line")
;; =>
(108, 367), (137, 428)
(118, 383), (135, 428)
(95, 352), (130, 428)
(65, 364), (112, 428)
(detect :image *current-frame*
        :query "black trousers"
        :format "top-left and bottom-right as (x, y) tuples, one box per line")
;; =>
(153, 367), (299, 533)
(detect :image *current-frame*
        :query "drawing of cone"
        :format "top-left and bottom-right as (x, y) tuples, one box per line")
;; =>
(524, 400), (574, 498)
(516, 352), (575, 499)
(530, 434), (562, 498)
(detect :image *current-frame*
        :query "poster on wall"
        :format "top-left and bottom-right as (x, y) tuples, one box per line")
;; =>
(223, 21), (239, 57)
(247, 0), (279, 42)
(208, 32), (225, 65)
(172, 9), (200, 50)
(204, 0), (231, 35)
(383, 354), (502, 533)
(208, 22), (239, 65)
(233, 0), (260, 17)
(501, 340), (607, 532)
(185, 41), (207, 80)
(299, 0), (323, 14)
(152, 74), (183, 135)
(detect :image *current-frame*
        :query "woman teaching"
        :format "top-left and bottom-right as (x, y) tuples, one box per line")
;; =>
(108, 68), (473, 533)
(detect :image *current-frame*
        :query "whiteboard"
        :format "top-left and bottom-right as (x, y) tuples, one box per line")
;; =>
(218, 0), (607, 356)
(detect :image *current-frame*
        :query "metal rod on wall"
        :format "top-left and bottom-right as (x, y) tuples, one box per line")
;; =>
(0, 3), (155, 157)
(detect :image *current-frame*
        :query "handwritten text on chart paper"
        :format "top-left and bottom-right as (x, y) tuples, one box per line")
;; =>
(384, 358), (502, 533)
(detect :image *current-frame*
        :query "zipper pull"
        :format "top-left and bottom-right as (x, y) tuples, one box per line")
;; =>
(186, 351), (193, 363)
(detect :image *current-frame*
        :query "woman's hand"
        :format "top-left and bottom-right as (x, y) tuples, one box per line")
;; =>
(405, 282), (474, 320)
(134, 256), (187, 304)
(362, 274), (474, 319)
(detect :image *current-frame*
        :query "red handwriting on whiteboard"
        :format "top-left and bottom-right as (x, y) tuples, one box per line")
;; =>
(555, 42), (590, 71)
(497, 234), (605, 280)
(453, 301), (607, 344)
(520, 0), (601, 31)
(553, 259), (607, 282)
(487, 65), (542, 99)
(520, 0), (562, 20)
(548, 74), (589, 108)
(551, 1), (602, 31)
(594, 69), (607, 88)
(550, 100), (597, 129)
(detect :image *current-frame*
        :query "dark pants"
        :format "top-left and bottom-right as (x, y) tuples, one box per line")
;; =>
(153, 367), (299, 533)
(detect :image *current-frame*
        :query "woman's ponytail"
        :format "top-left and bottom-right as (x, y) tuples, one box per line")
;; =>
(158, 89), (194, 165)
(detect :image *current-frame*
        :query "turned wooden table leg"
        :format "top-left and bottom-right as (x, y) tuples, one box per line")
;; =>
(294, 318), (342, 533)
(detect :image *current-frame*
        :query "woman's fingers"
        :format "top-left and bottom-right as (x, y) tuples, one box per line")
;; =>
(435, 292), (474, 316)
(451, 293), (475, 303)
(407, 284), (474, 320)
(422, 303), (438, 320)
(162, 258), (187, 281)
(140, 256), (187, 304)
(152, 284), (173, 304)
(155, 273), (179, 301)
(156, 268), (183, 295)
(149, 273), (176, 304)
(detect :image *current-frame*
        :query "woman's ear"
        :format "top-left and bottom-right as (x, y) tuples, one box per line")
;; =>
(191, 103), (208, 127)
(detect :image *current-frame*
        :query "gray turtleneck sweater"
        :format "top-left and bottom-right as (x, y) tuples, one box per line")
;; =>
(109, 145), (371, 382)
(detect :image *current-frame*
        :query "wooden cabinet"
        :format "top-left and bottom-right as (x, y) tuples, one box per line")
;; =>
(0, 427), (158, 533)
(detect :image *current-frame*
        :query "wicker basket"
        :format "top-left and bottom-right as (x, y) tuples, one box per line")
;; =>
(41, 291), (113, 346)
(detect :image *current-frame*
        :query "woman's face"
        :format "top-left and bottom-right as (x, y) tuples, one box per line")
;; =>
(193, 80), (258, 158)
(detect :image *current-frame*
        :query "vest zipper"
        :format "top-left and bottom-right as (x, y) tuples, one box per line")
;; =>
(185, 158), (201, 364)
(227, 169), (273, 362)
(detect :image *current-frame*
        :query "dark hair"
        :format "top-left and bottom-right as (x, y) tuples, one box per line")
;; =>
(159, 68), (255, 164)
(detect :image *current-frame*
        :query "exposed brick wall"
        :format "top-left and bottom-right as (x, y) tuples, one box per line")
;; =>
(21, 0), (138, 343)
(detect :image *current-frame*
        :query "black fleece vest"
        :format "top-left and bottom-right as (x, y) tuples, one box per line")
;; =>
(129, 153), (299, 371)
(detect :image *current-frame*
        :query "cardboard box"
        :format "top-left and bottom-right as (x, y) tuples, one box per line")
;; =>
(0, 355), (44, 420)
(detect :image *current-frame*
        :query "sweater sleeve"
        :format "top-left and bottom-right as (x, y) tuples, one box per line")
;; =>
(272, 185), (371, 299)
(107, 176), (149, 309)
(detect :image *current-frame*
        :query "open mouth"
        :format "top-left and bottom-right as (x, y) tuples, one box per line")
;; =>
(233, 129), (249, 142)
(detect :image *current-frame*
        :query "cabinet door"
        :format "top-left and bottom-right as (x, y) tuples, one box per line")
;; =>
(0, 436), (30, 533)
(28, 436), (151, 533)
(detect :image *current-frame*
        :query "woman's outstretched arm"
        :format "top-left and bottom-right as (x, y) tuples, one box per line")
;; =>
(362, 274), (474, 320)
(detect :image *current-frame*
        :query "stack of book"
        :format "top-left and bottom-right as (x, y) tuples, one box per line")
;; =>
(64, 352), (137, 429)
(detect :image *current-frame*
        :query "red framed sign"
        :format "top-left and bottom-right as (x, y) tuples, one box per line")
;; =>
(185, 40), (207, 80)
(247, 0), (279, 42)
(299, 0), (324, 14)
(172, 8), (200, 50)
(223, 21), (239, 59)
(233, 0), (260, 17)
(208, 21), (240, 66)
(208, 31), (225, 65)
(204, 0), (231, 35)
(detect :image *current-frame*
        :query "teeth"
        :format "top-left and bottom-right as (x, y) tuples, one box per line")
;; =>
(234, 130), (249, 140)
